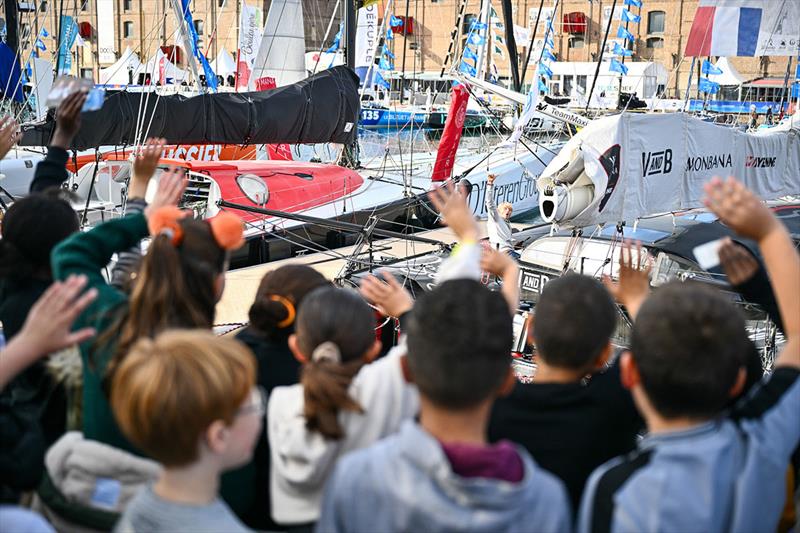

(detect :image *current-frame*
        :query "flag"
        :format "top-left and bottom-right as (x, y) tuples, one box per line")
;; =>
(494, 45), (505, 58)
(613, 42), (633, 57)
(385, 27), (394, 40)
(698, 77), (720, 94)
(389, 14), (403, 27)
(539, 62), (553, 78)
(375, 71), (390, 89)
(35, 38), (46, 51)
(237, 1), (262, 90)
(382, 45), (395, 59)
(538, 78), (548, 93)
(179, 0), (217, 90)
(379, 57), (393, 70)
(494, 33), (505, 44)
(609, 58), (629, 75)
(57, 15), (79, 74)
(41, 27), (49, 37)
(545, 35), (555, 49)
(74, 33), (87, 48)
(616, 26), (635, 42)
(620, 8), (640, 23)
(543, 48), (557, 62)
(463, 47), (478, 61)
(459, 61), (477, 76)
(624, 0), (642, 7)
(468, 33), (485, 46)
(326, 25), (343, 52)
(684, 3), (798, 57)
(470, 21), (488, 30)
(702, 59), (723, 75)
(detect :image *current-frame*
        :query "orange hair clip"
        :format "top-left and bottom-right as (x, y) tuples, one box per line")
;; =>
(147, 206), (188, 246)
(268, 294), (296, 328)
(208, 211), (245, 250)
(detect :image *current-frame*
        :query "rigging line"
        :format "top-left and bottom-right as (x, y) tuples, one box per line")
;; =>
(5, 5), (53, 117)
(309, 0), (341, 77)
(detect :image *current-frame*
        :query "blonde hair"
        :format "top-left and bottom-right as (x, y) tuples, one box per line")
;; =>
(499, 202), (513, 211)
(110, 329), (255, 467)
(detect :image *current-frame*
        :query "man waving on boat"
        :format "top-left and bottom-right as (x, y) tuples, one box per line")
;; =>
(485, 174), (518, 260)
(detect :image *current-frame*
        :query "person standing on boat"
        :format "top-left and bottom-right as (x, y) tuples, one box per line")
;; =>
(748, 105), (759, 130)
(765, 106), (774, 126)
(485, 174), (518, 259)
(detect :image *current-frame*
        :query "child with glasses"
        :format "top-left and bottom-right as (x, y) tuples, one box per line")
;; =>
(111, 330), (261, 533)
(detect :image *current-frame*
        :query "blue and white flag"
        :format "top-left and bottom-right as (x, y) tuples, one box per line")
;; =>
(468, 33), (485, 46)
(623, 0), (642, 7)
(617, 26), (635, 42)
(470, 21), (488, 30)
(389, 15), (403, 27)
(326, 25), (343, 52)
(698, 77), (720, 94)
(545, 35), (555, 49)
(463, 47), (479, 62)
(41, 27), (49, 37)
(609, 58), (629, 75)
(375, 71), (391, 89)
(613, 42), (632, 57)
(382, 45), (395, 59)
(459, 61), (477, 76)
(385, 27), (394, 40)
(56, 15), (78, 74)
(35, 38), (46, 51)
(543, 48), (557, 62)
(179, 0), (217, 90)
(379, 57), (393, 70)
(620, 9), (640, 23)
(538, 78), (548, 93)
(539, 62), (553, 78)
(701, 59), (723, 75)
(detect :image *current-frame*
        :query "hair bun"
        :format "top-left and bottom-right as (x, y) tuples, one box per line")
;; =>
(147, 206), (188, 246)
(209, 212), (245, 250)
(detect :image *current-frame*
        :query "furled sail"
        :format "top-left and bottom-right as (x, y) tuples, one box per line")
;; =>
(537, 113), (800, 227)
(250, 0), (306, 88)
(19, 66), (360, 149)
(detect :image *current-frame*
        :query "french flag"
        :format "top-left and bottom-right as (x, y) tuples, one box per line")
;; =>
(685, 1), (761, 57)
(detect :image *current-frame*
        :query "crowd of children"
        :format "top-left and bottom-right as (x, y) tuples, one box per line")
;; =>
(0, 97), (798, 533)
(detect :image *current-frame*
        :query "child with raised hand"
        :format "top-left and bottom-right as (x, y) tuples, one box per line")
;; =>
(267, 286), (418, 527)
(317, 277), (571, 533)
(51, 167), (245, 454)
(578, 177), (800, 533)
(111, 330), (260, 533)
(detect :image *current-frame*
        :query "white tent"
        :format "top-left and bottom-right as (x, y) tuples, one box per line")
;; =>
(708, 57), (745, 86)
(135, 48), (189, 84)
(99, 47), (141, 85)
(550, 61), (669, 101)
(211, 46), (237, 76)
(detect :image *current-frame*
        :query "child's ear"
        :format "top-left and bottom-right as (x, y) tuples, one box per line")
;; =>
(205, 420), (229, 455)
(288, 334), (307, 364)
(364, 340), (382, 363)
(619, 351), (640, 390)
(593, 342), (613, 370)
(728, 367), (747, 398)
(400, 355), (414, 384)
(498, 366), (517, 397)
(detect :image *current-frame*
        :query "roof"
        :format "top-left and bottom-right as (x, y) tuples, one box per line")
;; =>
(744, 78), (790, 87)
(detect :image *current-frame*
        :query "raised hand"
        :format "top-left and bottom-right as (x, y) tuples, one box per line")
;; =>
(703, 176), (777, 242)
(429, 180), (479, 243)
(0, 116), (21, 159)
(145, 166), (187, 217)
(51, 91), (88, 149)
(487, 173), (497, 186)
(129, 138), (166, 198)
(603, 240), (651, 320)
(359, 271), (414, 318)
(718, 237), (759, 286)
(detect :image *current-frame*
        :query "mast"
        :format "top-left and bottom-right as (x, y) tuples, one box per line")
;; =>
(519, 0), (544, 88)
(399, 0), (410, 102)
(500, 0), (519, 90)
(585, 0), (616, 111)
(3, 0), (19, 54)
(345, 0), (356, 69)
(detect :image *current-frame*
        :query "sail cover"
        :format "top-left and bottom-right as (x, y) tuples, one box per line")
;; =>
(537, 112), (800, 227)
(251, 0), (306, 88)
(20, 66), (360, 149)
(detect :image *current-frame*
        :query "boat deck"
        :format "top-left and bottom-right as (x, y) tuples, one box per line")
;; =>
(215, 221), (526, 325)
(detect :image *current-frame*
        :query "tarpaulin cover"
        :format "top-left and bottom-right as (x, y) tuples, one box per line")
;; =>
(20, 66), (360, 149)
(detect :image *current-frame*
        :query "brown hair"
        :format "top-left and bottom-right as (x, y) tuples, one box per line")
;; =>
(248, 265), (329, 339)
(98, 217), (228, 380)
(110, 329), (255, 467)
(296, 287), (376, 439)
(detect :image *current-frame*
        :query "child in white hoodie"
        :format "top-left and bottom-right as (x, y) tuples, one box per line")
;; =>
(267, 287), (419, 527)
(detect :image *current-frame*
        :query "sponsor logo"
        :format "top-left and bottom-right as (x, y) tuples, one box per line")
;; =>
(641, 148), (673, 177)
(685, 153), (732, 172)
(598, 144), (621, 213)
(745, 155), (777, 168)
(520, 270), (551, 294)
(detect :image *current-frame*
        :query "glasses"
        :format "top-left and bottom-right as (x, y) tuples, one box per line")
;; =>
(236, 386), (266, 417)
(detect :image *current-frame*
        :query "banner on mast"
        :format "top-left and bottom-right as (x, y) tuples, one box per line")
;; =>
(237, 1), (263, 90)
(355, 4), (379, 85)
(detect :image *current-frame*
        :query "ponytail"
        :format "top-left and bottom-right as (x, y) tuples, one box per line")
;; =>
(293, 287), (377, 440)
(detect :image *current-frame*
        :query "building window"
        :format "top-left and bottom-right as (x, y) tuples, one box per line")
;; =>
(80, 0), (88, 11)
(194, 19), (204, 36)
(40, 0), (47, 11)
(463, 14), (477, 34)
(123, 0), (131, 10)
(80, 68), (93, 79)
(646, 37), (664, 48)
(647, 11), (665, 34)
(577, 75), (587, 92)
(123, 21), (133, 38)
(568, 36), (584, 48)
